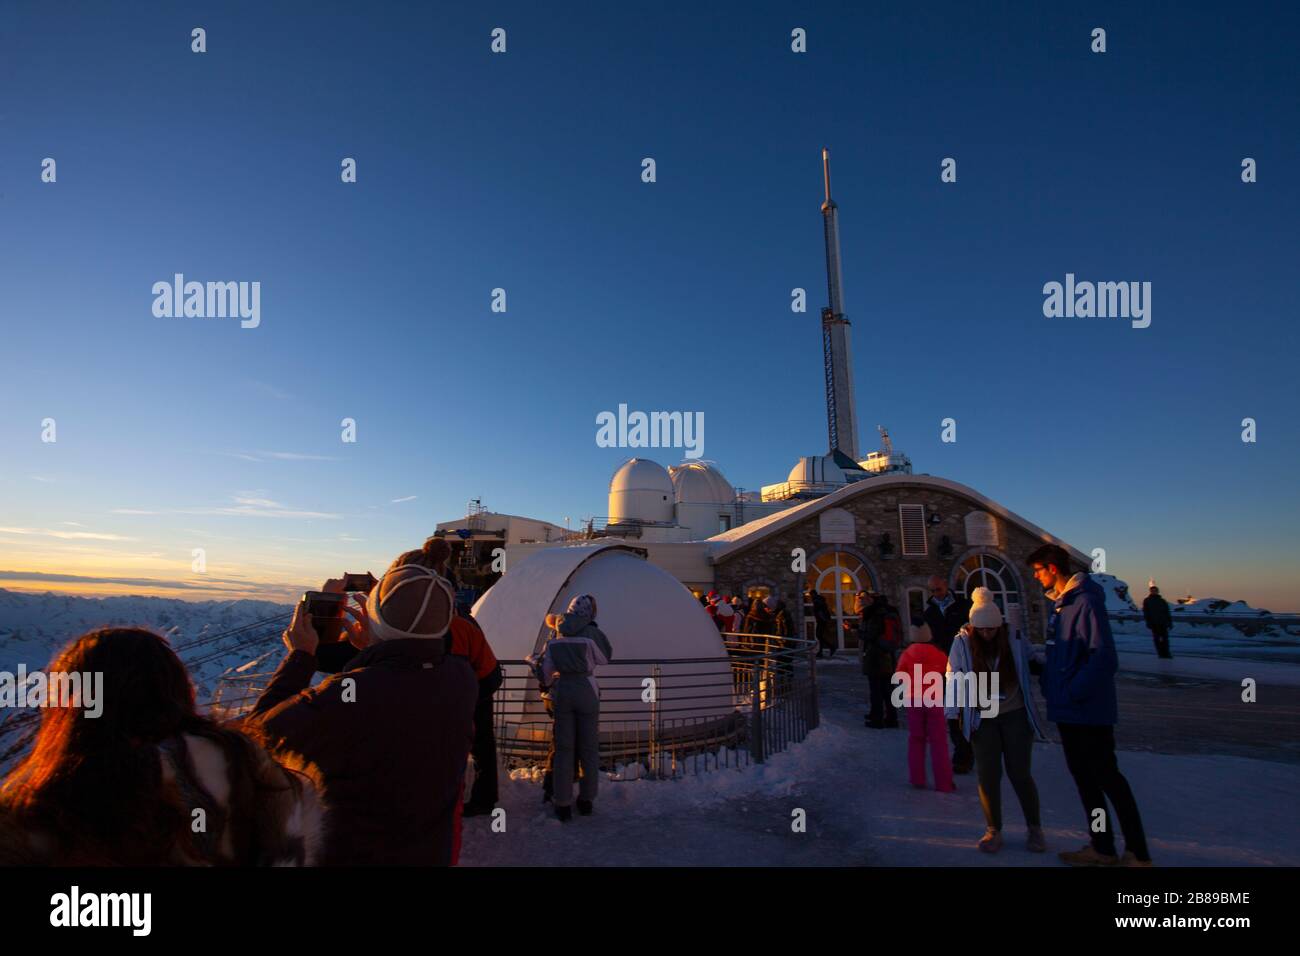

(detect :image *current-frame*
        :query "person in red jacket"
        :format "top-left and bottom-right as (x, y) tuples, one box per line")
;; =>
(894, 618), (955, 793)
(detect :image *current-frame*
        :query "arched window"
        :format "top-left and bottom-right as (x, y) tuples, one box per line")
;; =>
(954, 552), (1023, 626)
(805, 550), (877, 649)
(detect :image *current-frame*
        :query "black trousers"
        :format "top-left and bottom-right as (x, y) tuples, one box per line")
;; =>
(867, 667), (897, 724)
(1058, 723), (1150, 861)
(971, 709), (1041, 830)
(468, 693), (499, 807)
(1150, 628), (1172, 659)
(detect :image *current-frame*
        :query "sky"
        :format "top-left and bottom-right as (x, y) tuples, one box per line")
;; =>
(0, 1), (1297, 609)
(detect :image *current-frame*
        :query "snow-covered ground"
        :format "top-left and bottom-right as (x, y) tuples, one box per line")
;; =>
(461, 665), (1300, 867)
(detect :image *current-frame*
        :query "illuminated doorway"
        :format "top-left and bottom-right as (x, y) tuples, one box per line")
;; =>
(805, 550), (876, 649)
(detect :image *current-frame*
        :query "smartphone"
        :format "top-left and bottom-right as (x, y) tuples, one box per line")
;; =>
(301, 590), (348, 643)
(342, 572), (377, 594)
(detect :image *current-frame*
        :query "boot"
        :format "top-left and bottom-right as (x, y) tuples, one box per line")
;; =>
(576, 799), (593, 816)
(1058, 844), (1120, 867)
(1119, 850), (1154, 867)
(555, 804), (572, 823)
(1026, 826), (1047, 853)
(462, 802), (495, 818)
(542, 771), (553, 804)
(978, 828), (1003, 854)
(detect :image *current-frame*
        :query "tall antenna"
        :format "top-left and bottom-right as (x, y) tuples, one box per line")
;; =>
(819, 148), (861, 461)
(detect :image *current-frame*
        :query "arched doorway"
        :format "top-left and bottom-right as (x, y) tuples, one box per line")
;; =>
(805, 549), (877, 649)
(953, 551), (1025, 635)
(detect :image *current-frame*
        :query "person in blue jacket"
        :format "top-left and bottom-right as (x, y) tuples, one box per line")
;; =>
(1028, 544), (1152, 867)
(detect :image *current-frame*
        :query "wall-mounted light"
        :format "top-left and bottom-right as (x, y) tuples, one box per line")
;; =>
(938, 535), (954, 557)
(929, 512), (943, 525)
(878, 533), (894, 559)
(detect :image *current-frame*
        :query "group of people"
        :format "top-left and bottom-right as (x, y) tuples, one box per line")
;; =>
(0, 537), (611, 864)
(857, 544), (1154, 867)
(699, 590), (792, 639)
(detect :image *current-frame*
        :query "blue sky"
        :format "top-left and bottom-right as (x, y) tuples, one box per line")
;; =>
(1, 1), (1297, 608)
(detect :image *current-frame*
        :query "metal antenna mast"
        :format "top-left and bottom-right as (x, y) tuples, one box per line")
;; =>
(819, 148), (861, 461)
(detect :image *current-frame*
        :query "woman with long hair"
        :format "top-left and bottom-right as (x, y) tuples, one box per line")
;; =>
(0, 627), (323, 865)
(946, 588), (1047, 855)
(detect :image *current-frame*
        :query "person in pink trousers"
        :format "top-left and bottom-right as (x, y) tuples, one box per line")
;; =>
(893, 618), (955, 792)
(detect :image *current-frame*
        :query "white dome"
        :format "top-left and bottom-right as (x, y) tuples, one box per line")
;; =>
(669, 461), (734, 505)
(608, 458), (674, 524)
(787, 454), (845, 487)
(471, 543), (734, 731)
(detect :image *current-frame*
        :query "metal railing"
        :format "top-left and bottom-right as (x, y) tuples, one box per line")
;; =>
(209, 632), (821, 781)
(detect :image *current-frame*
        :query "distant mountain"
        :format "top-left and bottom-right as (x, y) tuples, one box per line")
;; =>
(0, 589), (292, 701)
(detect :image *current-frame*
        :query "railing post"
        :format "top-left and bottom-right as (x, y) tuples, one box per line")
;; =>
(649, 663), (661, 778)
(807, 643), (821, 732)
(750, 655), (765, 763)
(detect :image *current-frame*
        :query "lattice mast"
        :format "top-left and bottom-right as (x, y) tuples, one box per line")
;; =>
(820, 148), (861, 461)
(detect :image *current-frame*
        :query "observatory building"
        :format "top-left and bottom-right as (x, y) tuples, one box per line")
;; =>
(445, 150), (1088, 650)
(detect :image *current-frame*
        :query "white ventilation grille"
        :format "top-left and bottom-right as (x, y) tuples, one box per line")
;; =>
(899, 504), (927, 557)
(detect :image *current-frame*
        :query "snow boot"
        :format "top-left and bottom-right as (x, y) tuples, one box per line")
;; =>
(576, 799), (594, 816)
(1119, 851), (1154, 867)
(1058, 844), (1120, 866)
(462, 802), (495, 818)
(555, 804), (573, 823)
(978, 828), (1003, 854)
(1026, 826), (1047, 853)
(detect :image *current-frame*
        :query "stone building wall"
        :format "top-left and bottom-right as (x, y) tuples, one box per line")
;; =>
(712, 483), (1077, 643)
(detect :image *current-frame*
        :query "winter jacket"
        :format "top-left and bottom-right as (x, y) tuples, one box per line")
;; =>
(924, 593), (972, 655)
(1040, 573), (1119, 726)
(247, 638), (477, 866)
(744, 606), (774, 636)
(770, 603), (792, 639)
(893, 643), (950, 706)
(1142, 594), (1172, 632)
(858, 598), (899, 675)
(946, 628), (1046, 741)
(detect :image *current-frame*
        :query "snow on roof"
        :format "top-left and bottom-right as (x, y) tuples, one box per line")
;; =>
(705, 473), (1089, 564)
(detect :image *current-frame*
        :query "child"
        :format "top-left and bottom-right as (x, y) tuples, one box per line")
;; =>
(894, 618), (955, 792)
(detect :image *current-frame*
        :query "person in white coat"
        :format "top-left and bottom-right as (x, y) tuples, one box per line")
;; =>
(946, 587), (1047, 855)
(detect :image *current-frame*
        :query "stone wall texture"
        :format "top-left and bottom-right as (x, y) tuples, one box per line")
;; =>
(712, 482), (1078, 644)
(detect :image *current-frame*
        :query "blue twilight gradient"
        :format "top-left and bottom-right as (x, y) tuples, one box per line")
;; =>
(0, 1), (1297, 608)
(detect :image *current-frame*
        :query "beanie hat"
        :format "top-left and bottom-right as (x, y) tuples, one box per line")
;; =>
(366, 564), (454, 642)
(715, 601), (735, 619)
(764, 595), (778, 610)
(908, 614), (933, 644)
(968, 587), (1004, 629)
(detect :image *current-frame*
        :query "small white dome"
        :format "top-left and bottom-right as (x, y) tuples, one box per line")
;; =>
(669, 461), (734, 505)
(787, 454), (845, 487)
(608, 458), (675, 524)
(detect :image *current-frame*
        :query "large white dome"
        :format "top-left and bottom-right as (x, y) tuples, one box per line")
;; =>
(669, 461), (734, 505)
(471, 543), (734, 733)
(787, 454), (845, 487)
(608, 457), (675, 524)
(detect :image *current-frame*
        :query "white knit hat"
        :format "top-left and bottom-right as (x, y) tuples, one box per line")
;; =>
(909, 619), (933, 644)
(968, 587), (1004, 629)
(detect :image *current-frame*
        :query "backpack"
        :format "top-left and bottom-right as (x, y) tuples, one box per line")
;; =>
(877, 612), (902, 653)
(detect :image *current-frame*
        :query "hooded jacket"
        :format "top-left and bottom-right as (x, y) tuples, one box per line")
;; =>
(1040, 573), (1119, 725)
(247, 638), (477, 866)
(945, 628), (1047, 740)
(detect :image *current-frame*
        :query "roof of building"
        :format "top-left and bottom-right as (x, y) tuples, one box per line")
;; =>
(705, 473), (1089, 565)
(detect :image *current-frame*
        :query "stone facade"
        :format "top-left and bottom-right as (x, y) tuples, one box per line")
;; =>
(711, 481), (1080, 645)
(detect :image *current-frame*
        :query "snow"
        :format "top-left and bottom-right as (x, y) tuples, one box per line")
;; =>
(461, 663), (1300, 867)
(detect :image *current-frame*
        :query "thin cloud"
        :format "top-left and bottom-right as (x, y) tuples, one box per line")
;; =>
(0, 526), (136, 541)
(219, 450), (339, 463)
(112, 495), (340, 520)
(391, 495), (418, 504)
